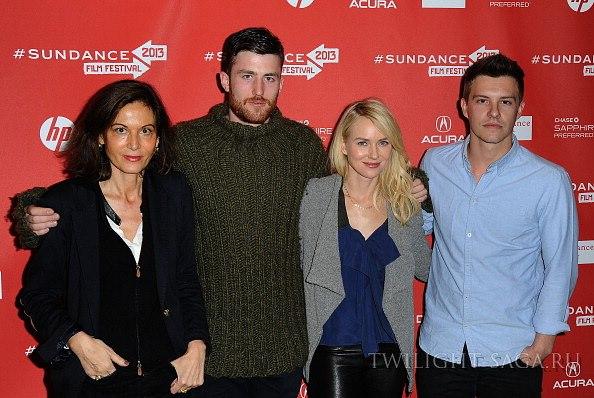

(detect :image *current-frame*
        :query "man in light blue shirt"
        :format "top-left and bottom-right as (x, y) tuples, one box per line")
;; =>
(417, 54), (578, 398)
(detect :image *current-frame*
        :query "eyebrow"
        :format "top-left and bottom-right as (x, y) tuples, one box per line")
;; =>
(111, 122), (156, 127)
(472, 94), (516, 99)
(235, 69), (280, 78)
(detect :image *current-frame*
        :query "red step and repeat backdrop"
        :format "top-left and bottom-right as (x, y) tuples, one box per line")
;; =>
(1, 1), (593, 397)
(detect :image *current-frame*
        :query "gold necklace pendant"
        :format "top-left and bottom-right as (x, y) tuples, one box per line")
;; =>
(343, 185), (374, 210)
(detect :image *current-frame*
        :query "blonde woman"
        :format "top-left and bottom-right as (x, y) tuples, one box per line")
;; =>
(300, 98), (431, 397)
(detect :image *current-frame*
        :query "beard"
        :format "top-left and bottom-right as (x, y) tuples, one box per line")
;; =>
(228, 94), (276, 125)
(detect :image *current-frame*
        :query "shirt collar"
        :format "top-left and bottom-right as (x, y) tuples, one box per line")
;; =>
(462, 134), (519, 175)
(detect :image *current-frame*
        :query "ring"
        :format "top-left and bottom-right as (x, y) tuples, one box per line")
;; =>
(179, 387), (188, 393)
(93, 375), (102, 380)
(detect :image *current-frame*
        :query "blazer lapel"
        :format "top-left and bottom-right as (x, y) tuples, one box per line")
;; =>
(144, 172), (170, 307)
(384, 210), (411, 299)
(305, 175), (344, 297)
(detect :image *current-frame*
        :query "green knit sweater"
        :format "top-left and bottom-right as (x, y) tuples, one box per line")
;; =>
(174, 104), (328, 378)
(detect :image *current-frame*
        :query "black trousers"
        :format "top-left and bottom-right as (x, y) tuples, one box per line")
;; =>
(416, 347), (543, 398)
(307, 344), (407, 398)
(80, 363), (189, 398)
(196, 367), (303, 398)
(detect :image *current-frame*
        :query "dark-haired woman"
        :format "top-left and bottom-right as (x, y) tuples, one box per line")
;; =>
(19, 80), (209, 397)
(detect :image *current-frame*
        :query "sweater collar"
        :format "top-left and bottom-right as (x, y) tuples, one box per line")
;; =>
(209, 103), (284, 140)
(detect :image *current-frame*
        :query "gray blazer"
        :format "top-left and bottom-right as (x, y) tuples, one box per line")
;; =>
(299, 174), (431, 391)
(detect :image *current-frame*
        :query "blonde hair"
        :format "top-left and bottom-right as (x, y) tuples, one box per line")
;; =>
(329, 98), (420, 224)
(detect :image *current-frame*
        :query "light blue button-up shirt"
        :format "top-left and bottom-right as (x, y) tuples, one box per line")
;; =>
(419, 135), (578, 367)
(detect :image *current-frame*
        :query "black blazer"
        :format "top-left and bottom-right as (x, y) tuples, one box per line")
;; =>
(19, 169), (209, 396)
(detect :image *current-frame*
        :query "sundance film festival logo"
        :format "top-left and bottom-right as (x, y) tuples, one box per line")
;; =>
(567, 0), (594, 12)
(12, 40), (166, 79)
(203, 45), (339, 80)
(40, 116), (73, 152)
(530, 52), (594, 77)
(286, 0), (315, 8)
(85, 41), (166, 78)
(282, 44), (340, 80)
(374, 45), (499, 77)
(421, 115), (464, 144)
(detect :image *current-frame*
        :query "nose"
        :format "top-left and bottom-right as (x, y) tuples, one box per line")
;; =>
(253, 78), (264, 96)
(127, 133), (140, 150)
(369, 144), (379, 159)
(489, 102), (501, 118)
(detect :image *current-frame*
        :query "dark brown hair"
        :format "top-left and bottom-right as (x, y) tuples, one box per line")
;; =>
(63, 79), (174, 180)
(462, 53), (525, 101)
(220, 27), (284, 74)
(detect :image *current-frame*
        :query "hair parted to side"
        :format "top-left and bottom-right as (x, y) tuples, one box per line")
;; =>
(63, 79), (174, 181)
(462, 53), (525, 101)
(220, 27), (284, 74)
(329, 98), (420, 224)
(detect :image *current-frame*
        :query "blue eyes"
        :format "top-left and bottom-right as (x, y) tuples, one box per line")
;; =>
(356, 140), (389, 146)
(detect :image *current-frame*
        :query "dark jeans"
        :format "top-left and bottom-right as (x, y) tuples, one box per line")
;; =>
(308, 344), (407, 398)
(197, 367), (303, 398)
(416, 347), (543, 398)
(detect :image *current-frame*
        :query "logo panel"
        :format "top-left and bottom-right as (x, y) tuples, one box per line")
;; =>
(422, 0), (465, 8)
(39, 116), (73, 152)
(286, 0), (315, 8)
(421, 115), (464, 145)
(514, 116), (532, 141)
(435, 116), (452, 133)
(578, 240), (594, 264)
(567, 0), (594, 12)
(283, 44), (340, 80)
(566, 362), (581, 378)
(15, 40), (167, 78)
(350, 0), (397, 8)
(553, 116), (594, 139)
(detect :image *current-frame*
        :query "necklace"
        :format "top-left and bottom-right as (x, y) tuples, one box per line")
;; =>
(343, 185), (374, 210)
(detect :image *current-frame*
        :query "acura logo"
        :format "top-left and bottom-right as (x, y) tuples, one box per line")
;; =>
(435, 115), (452, 133)
(566, 361), (581, 378)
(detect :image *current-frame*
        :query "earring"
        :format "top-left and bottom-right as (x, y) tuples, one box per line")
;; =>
(99, 143), (109, 168)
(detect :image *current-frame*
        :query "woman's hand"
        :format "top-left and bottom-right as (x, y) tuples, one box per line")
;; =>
(170, 340), (207, 394)
(68, 331), (129, 379)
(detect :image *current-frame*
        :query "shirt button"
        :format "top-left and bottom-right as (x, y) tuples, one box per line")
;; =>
(163, 309), (170, 317)
(466, 232), (472, 238)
